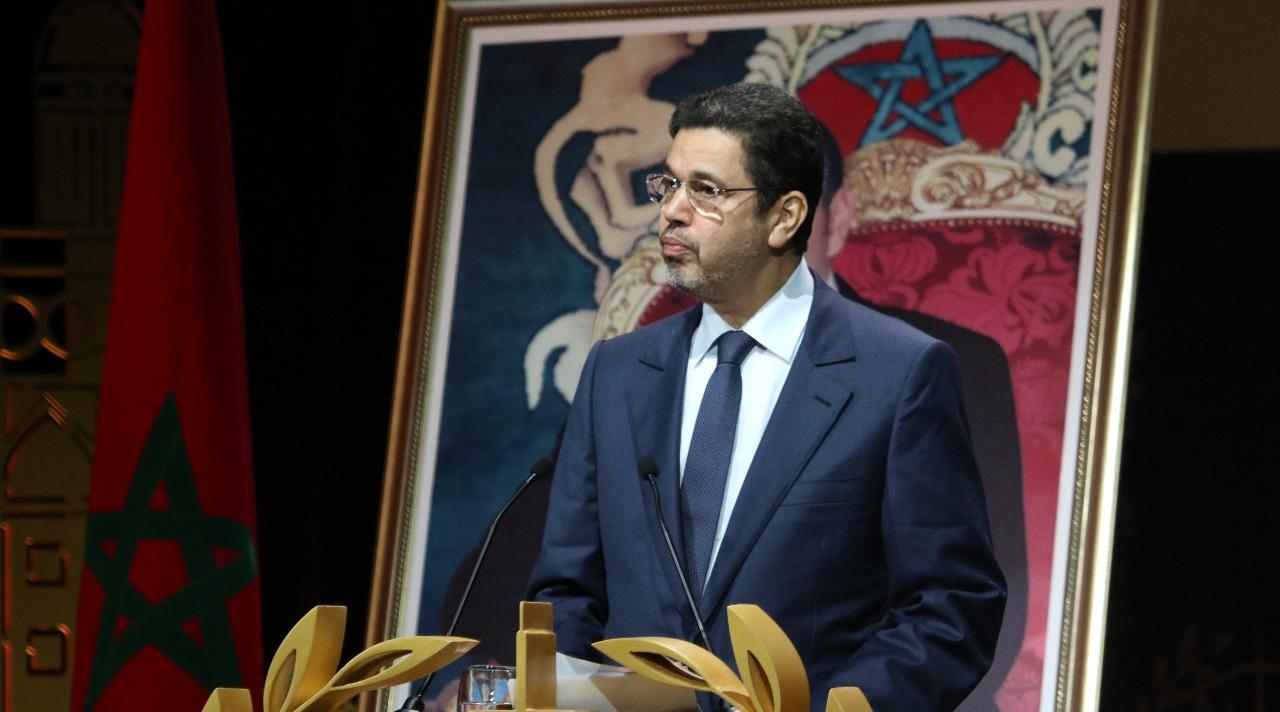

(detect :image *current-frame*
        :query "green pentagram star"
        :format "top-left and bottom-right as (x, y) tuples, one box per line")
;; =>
(82, 393), (257, 709)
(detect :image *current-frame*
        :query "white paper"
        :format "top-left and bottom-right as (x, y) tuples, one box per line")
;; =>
(554, 652), (698, 712)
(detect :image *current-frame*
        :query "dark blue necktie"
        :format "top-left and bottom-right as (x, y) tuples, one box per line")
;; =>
(681, 329), (757, 599)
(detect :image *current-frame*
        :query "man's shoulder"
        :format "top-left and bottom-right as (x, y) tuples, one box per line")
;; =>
(815, 283), (941, 357)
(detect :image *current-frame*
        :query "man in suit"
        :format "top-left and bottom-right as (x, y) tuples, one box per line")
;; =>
(528, 83), (1005, 712)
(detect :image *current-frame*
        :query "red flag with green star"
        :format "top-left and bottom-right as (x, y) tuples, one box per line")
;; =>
(69, 0), (263, 708)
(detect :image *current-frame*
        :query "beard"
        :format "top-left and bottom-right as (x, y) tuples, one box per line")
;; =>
(661, 225), (769, 303)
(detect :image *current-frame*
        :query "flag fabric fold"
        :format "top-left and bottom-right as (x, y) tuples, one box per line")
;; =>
(70, 0), (264, 708)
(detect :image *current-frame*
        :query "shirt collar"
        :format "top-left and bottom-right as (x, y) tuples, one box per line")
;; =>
(690, 262), (814, 365)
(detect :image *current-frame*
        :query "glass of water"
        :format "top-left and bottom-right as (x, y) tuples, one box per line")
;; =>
(456, 664), (516, 711)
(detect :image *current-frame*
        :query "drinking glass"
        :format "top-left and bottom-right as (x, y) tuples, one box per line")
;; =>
(456, 664), (516, 711)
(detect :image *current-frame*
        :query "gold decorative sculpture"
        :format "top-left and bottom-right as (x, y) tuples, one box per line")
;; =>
(824, 687), (873, 712)
(593, 603), (871, 712)
(202, 605), (477, 712)
(727, 605), (808, 712)
(515, 601), (556, 711)
(514, 600), (592, 712)
(203, 601), (869, 712)
(595, 635), (751, 709)
(202, 687), (253, 712)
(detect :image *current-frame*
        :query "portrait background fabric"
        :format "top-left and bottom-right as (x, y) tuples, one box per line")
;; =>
(403, 9), (1107, 711)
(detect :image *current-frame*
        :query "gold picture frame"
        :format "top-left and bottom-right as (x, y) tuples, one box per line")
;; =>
(369, 2), (1159, 710)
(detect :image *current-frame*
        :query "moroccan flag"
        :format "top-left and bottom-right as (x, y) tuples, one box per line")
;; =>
(69, 0), (263, 709)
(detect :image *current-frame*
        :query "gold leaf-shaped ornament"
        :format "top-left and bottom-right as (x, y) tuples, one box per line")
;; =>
(726, 605), (809, 712)
(291, 634), (478, 712)
(593, 636), (753, 711)
(202, 687), (254, 712)
(825, 687), (873, 712)
(263, 605), (348, 712)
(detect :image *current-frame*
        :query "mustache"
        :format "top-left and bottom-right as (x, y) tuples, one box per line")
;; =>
(660, 227), (697, 254)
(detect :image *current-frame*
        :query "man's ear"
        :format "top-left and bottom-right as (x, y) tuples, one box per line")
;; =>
(768, 191), (808, 250)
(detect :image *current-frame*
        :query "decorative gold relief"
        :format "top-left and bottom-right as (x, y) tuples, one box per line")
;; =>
(3, 393), (86, 504)
(24, 624), (69, 674)
(24, 539), (69, 585)
(594, 604), (862, 712)
(206, 605), (477, 712)
(1, 379), (97, 712)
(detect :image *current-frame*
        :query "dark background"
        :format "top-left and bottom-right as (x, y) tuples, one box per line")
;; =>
(2, 1), (1277, 709)
(215, 0), (432, 665)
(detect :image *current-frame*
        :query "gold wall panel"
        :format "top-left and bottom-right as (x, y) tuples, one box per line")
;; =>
(1, 226), (111, 711)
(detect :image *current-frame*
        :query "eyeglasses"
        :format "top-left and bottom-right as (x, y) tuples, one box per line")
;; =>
(645, 173), (767, 218)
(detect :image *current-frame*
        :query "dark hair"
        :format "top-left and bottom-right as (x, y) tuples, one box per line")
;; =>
(818, 122), (846, 207)
(669, 82), (825, 253)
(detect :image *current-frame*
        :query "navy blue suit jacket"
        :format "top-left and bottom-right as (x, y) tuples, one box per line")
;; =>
(528, 275), (1006, 712)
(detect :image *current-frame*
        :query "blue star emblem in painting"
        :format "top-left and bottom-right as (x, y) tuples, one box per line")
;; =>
(836, 20), (1006, 146)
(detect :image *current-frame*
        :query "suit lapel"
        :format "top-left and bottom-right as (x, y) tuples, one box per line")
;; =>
(698, 280), (857, 623)
(625, 307), (700, 636)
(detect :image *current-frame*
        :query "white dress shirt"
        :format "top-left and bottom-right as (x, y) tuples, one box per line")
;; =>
(679, 261), (814, 587)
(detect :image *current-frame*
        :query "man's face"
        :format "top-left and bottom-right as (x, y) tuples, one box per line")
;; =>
(658, 127), (774, 304)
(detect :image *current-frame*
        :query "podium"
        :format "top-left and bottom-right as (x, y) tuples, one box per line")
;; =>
(202, 602), (871, 712)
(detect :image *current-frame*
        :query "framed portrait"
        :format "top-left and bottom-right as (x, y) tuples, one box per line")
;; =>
(368, 1), (1158, 710)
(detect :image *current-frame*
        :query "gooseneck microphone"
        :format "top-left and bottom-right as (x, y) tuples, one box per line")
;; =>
(396, 456), (556, 712)
(636, 456), (713, 654)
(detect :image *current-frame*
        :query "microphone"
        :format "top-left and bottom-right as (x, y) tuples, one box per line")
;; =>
(396, 456), (556, 712)
(636, 456), (713, 654)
